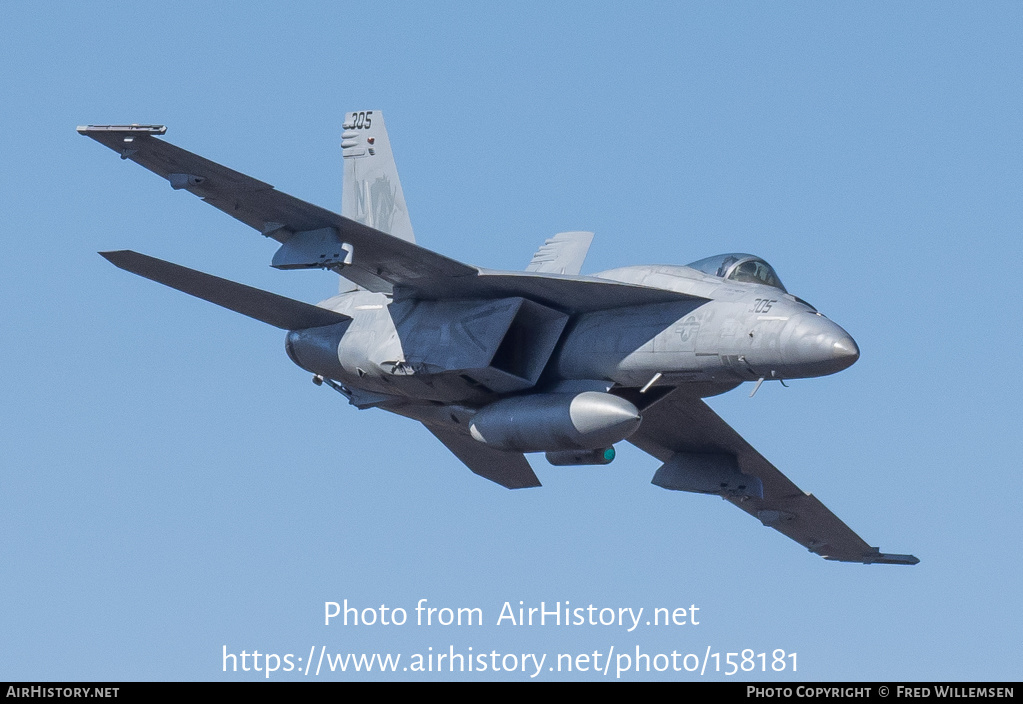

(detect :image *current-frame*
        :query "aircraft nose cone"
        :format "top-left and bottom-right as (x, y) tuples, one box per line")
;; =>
(782, 314), (860, 377)
(832, 335), (860, 363)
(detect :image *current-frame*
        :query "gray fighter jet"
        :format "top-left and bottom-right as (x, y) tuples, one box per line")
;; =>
(80, 112), (917, 565)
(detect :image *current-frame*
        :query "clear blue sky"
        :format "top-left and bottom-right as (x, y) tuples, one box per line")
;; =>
(1, 1), (1020, 681)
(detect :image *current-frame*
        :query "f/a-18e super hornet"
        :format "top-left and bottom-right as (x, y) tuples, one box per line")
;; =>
(80, 111), (917, 565)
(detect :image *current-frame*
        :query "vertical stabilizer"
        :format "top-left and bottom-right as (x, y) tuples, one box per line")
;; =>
(341, 110), (415, 244)
(526, 231), (594, 275)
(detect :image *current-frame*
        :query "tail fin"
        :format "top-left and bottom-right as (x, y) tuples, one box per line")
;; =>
(341, 110), (415, 244)
(526, 231), (594, 275)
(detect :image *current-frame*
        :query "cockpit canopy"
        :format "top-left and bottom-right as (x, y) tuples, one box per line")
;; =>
(686, 253), (787, 292)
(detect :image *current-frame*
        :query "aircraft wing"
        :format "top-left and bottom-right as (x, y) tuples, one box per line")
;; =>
(80, 125), (709, 313)
(77, 125), (477, 293)
(627, 389), (918, 565)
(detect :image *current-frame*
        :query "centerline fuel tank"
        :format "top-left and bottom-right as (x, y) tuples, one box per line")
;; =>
(468, 392), (641, 453)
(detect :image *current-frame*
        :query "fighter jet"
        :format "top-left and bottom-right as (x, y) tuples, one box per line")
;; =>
(79, 111), (918, 565)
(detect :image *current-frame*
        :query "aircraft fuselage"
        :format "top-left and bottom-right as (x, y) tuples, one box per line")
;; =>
(285, 263), (859, 410)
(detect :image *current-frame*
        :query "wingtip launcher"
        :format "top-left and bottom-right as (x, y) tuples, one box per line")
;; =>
(821, 549), (920, 566)
(76, 124), (167, 135)
(78, 125), (168, 160)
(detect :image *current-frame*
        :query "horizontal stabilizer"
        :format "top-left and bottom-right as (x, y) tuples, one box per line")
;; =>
(100, 250), (350, 330)
(423, 424), (541, 489)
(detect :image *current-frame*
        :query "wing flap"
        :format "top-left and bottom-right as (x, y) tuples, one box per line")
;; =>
(628, 389), (918, 564)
